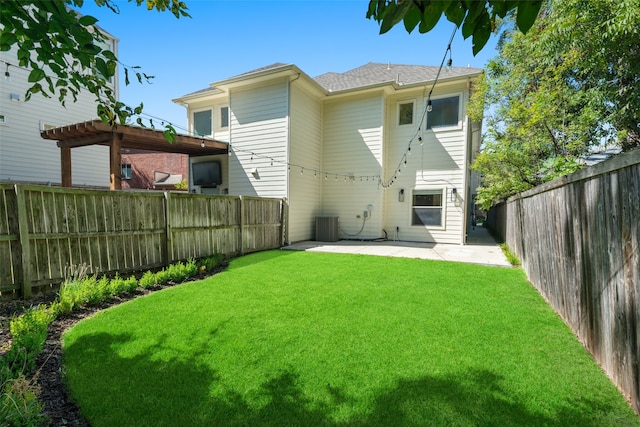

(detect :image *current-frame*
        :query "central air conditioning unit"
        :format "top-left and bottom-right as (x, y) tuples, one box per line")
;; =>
(316, 216), (339, 242)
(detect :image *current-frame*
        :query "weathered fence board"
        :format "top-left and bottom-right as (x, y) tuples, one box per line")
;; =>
(0, 184), (285, 299)
(486, 149), (640, 415)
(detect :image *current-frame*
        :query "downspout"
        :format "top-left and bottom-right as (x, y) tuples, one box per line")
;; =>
(461, 78), (472, 245)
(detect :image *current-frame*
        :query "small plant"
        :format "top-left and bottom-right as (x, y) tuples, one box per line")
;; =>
(499, 243), (521, 267)
(199, 254), (222, 273)
(185, 258), (198, 278)
(139, 271), (156, 289)
(124, 275), (138, 293)
(83, 276), (107, 306)
(0, 374), (48, 427)
(107, 274), (128, 297)
(63, 262), (90, 283)
(4, 306), (54, 376)
(155, 269), (170, 285)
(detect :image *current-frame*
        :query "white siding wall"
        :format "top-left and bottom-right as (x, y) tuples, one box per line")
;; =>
(288, 84), (322, 242)
(383, 88), (468, 244)
(0, 49), (110, 187)
(321, 95), (384, 240)
(228, 79), (289, 198)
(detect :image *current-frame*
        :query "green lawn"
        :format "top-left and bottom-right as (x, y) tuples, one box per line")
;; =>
(63, 251), (639, 426)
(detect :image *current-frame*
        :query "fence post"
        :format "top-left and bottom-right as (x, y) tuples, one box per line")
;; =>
(164, 191), (172, 266)
(14, 185), (32, 299)
(280, 198), (288, 246)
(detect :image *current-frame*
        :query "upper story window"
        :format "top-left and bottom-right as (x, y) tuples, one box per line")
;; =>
(398, 101), (414, 126)
(412, 189), (443, 227)
(220, 106), (229, 128)
(427, 95), (460, 129)
(193, 109), (212, 136)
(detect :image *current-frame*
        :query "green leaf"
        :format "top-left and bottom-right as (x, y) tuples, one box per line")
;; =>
(516, 1), (543, 34)
(78, 15), (99, 26)
(28, 68), (46, 83)
(472, 12), (492, 55)
(403, 4), (422, 33)
(95, 57), (109, 78)
(419, 3), (444, 33)
(164, 129), (176, 143)
(444, 2), (466, 27)
(0, 31), (17, 51)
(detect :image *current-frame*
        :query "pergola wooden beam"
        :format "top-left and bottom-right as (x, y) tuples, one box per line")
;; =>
(41, 120), (228, 189)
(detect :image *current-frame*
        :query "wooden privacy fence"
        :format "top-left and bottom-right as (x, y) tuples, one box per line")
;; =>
(486, 149), (640, 415)
(0, 184), (286, 299)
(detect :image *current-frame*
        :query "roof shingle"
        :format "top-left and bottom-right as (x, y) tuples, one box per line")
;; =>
(313, 62), (482, 92)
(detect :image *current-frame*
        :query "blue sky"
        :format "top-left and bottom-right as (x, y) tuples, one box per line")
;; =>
(78, 0), (499, 133)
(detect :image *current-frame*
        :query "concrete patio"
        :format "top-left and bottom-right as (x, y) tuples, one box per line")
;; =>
(282, 225), (512, 267)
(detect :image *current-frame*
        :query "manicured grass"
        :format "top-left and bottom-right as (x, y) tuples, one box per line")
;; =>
(63, 251), (639, 426)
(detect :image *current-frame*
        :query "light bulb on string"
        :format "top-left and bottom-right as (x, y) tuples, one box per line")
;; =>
(335, 175), (338, 181)
(324, 173), (328, 180)
(314, 170), (317, 178)
(300, 167), (304, 175)
(200, 139), (205, 148)
(427, 98), (433, 112)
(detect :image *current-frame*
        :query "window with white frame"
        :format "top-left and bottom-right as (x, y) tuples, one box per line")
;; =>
(193, 109), (212, 136)
(412, 189), (443, 226)
(121, 164), (132, 180)
(220, 106), (229, 128)
(398, 101), (414, 126)
(426, 95), (460, 129)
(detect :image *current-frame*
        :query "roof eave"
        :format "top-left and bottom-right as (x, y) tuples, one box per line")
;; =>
(324, 70), (483, 97)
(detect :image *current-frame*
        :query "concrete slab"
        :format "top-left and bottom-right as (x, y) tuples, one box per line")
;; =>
(282, 226), (512, 267)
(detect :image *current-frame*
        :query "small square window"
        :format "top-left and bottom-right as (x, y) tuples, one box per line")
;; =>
(121, 164), (132, 180)
(398, 102), (414, 126)
(220, 106), (229, 128)
(412, 189), (443, 226)
(193, 110), (212, 136)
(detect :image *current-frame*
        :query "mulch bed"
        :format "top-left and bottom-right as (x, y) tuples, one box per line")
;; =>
(0, 264), (227, 426)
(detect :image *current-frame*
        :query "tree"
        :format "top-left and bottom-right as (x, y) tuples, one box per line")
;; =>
(366, 0), (543, 55)
(0, 0), (189, 140)
(469, 0), (640, 209)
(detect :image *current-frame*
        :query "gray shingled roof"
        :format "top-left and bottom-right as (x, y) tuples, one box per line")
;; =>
(313, 62), (482, 92)
(178, 62), (482, 99)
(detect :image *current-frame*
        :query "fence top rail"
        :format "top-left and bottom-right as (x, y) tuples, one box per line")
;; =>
(508, 148), (640, 202)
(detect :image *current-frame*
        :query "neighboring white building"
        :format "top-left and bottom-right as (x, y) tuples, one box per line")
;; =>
(174, 63), (483, 244)
(0, 31), (118, 187)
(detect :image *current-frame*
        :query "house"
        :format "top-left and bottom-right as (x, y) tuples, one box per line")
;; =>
(0, 32), (119, 188)
(173, 62), (483, 244)
(120, 149), (189, 190)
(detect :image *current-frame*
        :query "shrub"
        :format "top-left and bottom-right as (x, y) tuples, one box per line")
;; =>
(83, 276), (108, 306)
(155, 269), (170, 285)
(499, 243), (521, 267)
(166, 262), (187, 282)
(57, 281), (84, 316)
(107, 274), (128, 297)
(0, 374), (48, 427)
(199, 254), (222, 273)
(3, 306), (54, 376)
(124, 275), (138, 293)
(185, 258), (198, 278)
(139, 271), (156, 289)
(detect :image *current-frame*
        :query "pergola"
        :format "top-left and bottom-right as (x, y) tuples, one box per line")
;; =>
(41, 120), (228, 190)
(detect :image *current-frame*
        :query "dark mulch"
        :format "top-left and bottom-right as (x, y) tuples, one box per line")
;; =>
(0, 263), (227, 426)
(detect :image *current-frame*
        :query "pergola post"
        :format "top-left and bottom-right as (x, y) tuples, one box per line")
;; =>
(109, 133), (122, 190)
(61, 146), (72, 187)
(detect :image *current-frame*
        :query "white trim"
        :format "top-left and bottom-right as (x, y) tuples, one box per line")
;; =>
(191, 107), (213, 137)
(409, 187), (447, 230)
(425, 92), (463, 132)
(397, 99), (416, 126)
